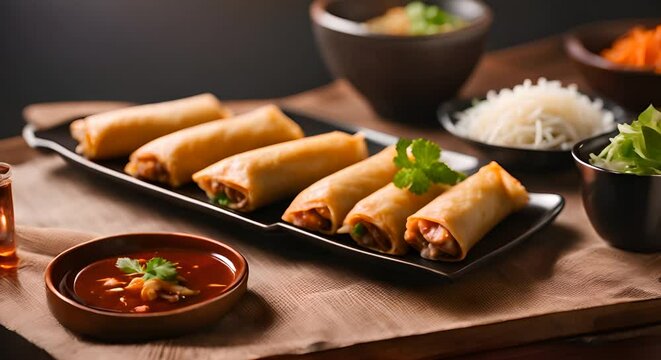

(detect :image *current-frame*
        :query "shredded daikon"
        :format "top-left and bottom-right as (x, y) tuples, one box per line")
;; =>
(452, 78), (615, 150)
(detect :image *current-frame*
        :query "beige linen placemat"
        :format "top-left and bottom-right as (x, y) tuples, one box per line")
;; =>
(0, 152), (659, 359)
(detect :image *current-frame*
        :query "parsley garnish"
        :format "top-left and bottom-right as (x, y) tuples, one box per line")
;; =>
(116, 257), (178, 282)
(392, 138), (465, 195)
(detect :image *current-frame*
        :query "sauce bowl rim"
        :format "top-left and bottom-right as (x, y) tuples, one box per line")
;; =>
(44, 232), (249, 318)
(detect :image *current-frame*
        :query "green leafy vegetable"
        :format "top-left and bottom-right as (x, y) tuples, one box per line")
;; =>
(405, 1), (464, 35)
(392, 138), (466, 195)
(214, 192), (231, 206)
(590, 105), (661, 175)
(115, 257), (143, 275)
(351, 223), (367, 238)
(115, 257), (179, 282)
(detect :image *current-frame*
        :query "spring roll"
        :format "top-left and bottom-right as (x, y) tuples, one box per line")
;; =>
(125, 105), (303, 187)
(405, 162), (529, 261)
(71, 93), (231, 159)
(281, 146), (397, 234)
(339, 183), (449, 255)
(193, 131), (368, 212)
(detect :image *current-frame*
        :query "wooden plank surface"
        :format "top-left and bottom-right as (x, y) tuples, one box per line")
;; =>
(2, 37), (660, 359)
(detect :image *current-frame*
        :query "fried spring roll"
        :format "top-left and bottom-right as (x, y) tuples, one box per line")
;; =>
(339, 183), (449, 255)
(71, 93), (231, 159)
(193, 131), (368, 212)
(405, 162), (529, 261)
(281, 146), (397, 234)
(125, 105), (303, 187)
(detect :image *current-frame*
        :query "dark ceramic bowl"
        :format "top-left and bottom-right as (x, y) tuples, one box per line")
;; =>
(45, 233), (248, 342)
(572, 134), (661, 252)
(311, 0), (492, 124)
(564, 18), (661, 112)
(439, 97), (630, 171)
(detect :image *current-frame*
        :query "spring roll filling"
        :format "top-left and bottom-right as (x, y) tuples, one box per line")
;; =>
(351, 221), (392, 253)
(210, 180), (248, 209)
(134, 157), (170, 183)
(415, 219), (460, 260)
(291, 207), (332, 232)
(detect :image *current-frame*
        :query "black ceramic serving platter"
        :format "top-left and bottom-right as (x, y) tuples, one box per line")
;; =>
(438, 97), (631, 170)
(23, 109), (564, 278)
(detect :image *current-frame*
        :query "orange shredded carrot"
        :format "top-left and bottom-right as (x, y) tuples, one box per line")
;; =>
(601, 25), (661, 73)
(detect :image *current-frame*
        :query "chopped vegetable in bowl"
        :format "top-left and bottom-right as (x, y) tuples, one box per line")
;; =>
(590, 105), (661, 175)
(365, 1), (465, 36)
(601, 25), (661, 74)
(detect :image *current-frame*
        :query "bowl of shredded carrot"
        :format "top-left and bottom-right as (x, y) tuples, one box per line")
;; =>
(564, 18), (660, 112)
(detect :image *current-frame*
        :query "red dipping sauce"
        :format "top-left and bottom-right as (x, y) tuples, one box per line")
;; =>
(73, 249), (236, 313)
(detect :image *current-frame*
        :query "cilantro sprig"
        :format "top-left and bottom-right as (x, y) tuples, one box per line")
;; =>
(116, 257), (178, 282)
(392, 138), (465, 195)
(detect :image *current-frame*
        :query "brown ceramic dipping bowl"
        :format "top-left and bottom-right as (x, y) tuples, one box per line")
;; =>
(564, 18), (661, 112)
(311, 0), (492, 124)
(45, 233), (248, 342)
(572, 134), (661, 252)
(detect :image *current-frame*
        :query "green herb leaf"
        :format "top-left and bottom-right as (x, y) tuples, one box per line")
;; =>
(214, 192), (231, 206)
(115, 257), (179, 282)
(351, 223), (367, 238)
(411, 138), (440, 166)
(115, 257), (143, 274)
(144, 257), (178, 281)
(392, 138), (466, 194)
(393, 138), (413, 168)
(392, 167), (414, 189)
(408, 168), (431, 195)
(424, 162), (466, 185)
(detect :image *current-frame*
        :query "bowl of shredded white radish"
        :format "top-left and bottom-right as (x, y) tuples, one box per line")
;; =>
(439, 78), (629, 169)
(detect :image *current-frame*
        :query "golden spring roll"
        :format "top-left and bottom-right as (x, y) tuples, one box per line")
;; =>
(281, 146), (397, 234)
(193, 131), (368, 212)
(405, 162), (529, 261)
(339, 183), (449, 255)
(125, 105), (303, 187)
(70, 93), (231, 159)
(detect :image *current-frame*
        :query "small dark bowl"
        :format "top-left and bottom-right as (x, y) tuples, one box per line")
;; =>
(311, 0), (492, 124)
(564, 18), (661, 112)
(439, 97), (630, 171)
(572, 134), (661, 252)
(45, 233), (248, 342)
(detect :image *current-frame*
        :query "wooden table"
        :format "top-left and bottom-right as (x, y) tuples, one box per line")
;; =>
(3, 37), (660, 359)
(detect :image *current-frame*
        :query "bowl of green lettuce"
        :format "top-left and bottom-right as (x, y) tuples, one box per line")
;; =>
(572, 105), (660, 252)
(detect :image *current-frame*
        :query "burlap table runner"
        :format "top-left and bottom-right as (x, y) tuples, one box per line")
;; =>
(0, 145), (659, 360)
(0, 98), (659, 359)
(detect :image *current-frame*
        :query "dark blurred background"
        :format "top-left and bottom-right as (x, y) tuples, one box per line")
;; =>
(1, 0), (659, 139)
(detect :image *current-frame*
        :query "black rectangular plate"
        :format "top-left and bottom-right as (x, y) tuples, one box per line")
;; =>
(23, 110), (564, 278)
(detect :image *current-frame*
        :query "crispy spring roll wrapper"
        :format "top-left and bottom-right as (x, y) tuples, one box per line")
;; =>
(70, 93), (231, 159)
(125, 105), (303, 187)
(193, 131), (368, 212)
(339, 183), (449, 255)
(405, 162), (529, 261)
(281, 146), (397, 234)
